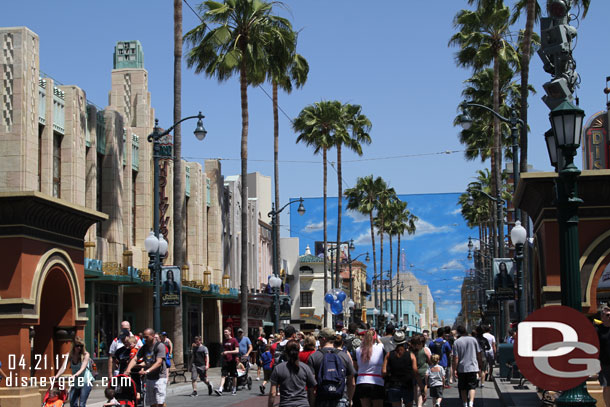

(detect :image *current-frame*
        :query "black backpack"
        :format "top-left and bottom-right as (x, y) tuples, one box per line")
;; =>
(273, 342), (287, 366)
(316, 348), (347, 401)
(430, 338), (446, 357)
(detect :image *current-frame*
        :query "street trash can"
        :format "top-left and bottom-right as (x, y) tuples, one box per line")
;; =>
(498, 343), (515, 379)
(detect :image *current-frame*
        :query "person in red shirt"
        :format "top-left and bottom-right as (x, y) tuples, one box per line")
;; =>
(298, 335), (316, 364)
(215, 328), (239, 396)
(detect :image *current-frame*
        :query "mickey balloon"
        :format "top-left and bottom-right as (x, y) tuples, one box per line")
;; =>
(324, 288), (347, 315)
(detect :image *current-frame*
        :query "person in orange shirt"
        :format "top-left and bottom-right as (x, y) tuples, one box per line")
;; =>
(44, 388), (64, 407)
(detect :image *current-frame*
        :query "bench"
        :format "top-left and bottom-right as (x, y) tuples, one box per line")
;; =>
(169, 363), (188, 384)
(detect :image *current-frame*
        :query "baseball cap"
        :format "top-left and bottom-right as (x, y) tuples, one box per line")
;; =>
(160, 331), (167, 336)
(237, 328), (244, 333)
(118, 328), (130, 341)
(318, 327), (336, 340)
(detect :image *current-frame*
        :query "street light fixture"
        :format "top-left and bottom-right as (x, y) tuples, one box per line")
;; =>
(542, 100), (592, 407)
(147, 112), (207, 333)
(511, 220), (527, 322)
(268, 198), (306, 331)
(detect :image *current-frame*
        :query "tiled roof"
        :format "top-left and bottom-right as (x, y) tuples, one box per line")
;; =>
(299, 254), (323, 263)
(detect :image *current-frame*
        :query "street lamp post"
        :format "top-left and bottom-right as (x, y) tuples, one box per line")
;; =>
(510, 220), (527, 322)
(268, 198), (305, 332)
(543, 101), (593, 407)
(146, 112), (207, 333)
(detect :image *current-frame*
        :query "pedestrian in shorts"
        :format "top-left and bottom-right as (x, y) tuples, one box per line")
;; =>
(452, 326), (482, 407)
(427, 354), (445, 407)
(190, 336), (213, 397)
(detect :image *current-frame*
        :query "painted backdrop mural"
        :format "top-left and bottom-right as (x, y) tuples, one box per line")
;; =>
(290, 193), (474, 325)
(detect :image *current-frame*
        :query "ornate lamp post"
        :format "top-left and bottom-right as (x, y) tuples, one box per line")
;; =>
(146, 112), (207, 333)
(510, 220), (527, 322)
(269, 198), (305, 332)
(543, 100), (594, 407)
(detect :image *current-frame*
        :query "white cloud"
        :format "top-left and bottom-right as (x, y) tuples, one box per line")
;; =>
(433, 289), (445, 295)
(441, 259), (465, 270)
(452, 276), (463, 281)
(450, 208), (462, 216)
(450, 241), (473, 254)
(450, 288), (461, 293)
(346, 209), (369, 223)
(403, 219), (455, 240)
(439, 299), (461, 306)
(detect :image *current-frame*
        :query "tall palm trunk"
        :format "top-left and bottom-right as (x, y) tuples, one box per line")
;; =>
(335, 144), (342, 288)
(273, 81), (281, 280)
(519, 0), (535, 176)
(239, 57), (249, 334)
(389, 234), (393, 316)
(369, 211), (378, 323)
(492, 55), (502, 257)
(323, 148), (328, 327)
(379, 218), (384, 316)
(172, 0), (184, 365)
(396, 234), (401, 321)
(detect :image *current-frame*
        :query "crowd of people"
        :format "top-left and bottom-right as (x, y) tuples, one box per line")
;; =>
(206, 322), (499, 407)
(33, 319), (502, 407)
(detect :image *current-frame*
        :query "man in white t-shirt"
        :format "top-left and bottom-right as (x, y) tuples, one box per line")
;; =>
(482, 324), (496, 382)
(108, 321), (143, 377)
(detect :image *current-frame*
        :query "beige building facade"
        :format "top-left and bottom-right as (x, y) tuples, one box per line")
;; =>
(0, 27), (244, 371)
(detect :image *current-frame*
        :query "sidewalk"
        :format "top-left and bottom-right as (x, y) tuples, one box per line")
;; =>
(86, 367), (226, 407)
(491, 367), (542, 407)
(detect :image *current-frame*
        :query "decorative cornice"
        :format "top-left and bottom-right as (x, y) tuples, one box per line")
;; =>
(0, 192), (107, 247)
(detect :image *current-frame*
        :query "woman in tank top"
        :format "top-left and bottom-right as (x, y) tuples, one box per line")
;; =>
(382, 331), (424, 407)
(410, 334), (431, 407)
(354, 331), (385, 407)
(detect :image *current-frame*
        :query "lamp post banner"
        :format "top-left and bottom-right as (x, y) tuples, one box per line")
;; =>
(315, 241), (349, 261)
(493, 258), (516, 300)
(161, 266), (181, 306)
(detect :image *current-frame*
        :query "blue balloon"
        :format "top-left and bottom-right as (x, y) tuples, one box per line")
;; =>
(324, 293), (334, 304)
(337, 291), (347, 302)
(331, 300), (344, 315)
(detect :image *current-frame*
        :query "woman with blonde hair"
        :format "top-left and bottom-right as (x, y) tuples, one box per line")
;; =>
(54, 336), (94, 407)
(354, 330), (385, 407)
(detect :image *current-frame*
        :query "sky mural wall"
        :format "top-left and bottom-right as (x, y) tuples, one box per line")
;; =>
(289, 193), (475, 325)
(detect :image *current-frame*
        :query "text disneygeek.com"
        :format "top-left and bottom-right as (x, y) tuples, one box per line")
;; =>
(4, 374), (131, 389)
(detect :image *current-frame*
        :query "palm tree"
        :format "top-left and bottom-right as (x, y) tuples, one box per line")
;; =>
(334, 104), (371, 284)
(449, 0), (519, 231)
(266, 28), (309, 276)
(345, 175), (388, 321)
(172, 0), (184, 366)
(390, 200), (417, 318)
(185, 0), (291, 333)
(293, 100), (343, 327)
(373, 185), (397, 316)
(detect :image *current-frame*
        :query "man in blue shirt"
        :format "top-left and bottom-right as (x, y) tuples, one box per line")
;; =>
(430, 327), (452, 388)
(236, 328), (252, 362)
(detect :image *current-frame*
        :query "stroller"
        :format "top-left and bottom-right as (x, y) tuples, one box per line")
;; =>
(223, 358), (252, 391)
(112, 373), (140, 407)
(41, 382), (68, 406)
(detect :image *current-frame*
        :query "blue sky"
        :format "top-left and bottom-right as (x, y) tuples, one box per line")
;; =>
(4, 1), (609, 210)
(290, 194), (472, 325)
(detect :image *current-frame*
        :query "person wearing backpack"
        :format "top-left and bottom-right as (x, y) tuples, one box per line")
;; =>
(272, 325), (298, 369)
(430, 328), (451, 389)
(268, 340), (316, 407)
(125, 328), (167, 407)
(308, 327), (356, 407)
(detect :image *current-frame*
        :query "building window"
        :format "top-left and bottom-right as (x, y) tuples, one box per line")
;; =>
(132, 171), (137, 245)
(52, 132), (61, 198)
(300, 291), (312, 308)
(185, 196), (189, 262)
(96, 153), (103, 237)
(38, 124), (43, 191)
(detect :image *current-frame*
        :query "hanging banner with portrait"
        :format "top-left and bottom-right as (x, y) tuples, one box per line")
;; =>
(161, 266), (181, 306)
(492, 258), (516, 301)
